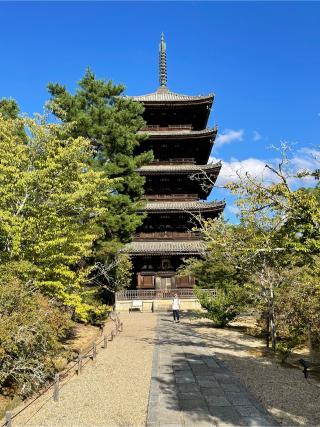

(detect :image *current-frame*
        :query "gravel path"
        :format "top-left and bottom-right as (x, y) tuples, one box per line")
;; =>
(13, 313), (156, 427)
(190, 317), (320, 427)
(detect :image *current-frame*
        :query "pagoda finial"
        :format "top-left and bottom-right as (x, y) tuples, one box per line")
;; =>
(159, 32), (167, 88)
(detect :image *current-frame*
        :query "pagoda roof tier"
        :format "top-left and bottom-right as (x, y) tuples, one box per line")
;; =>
(138, 127), (217, 139)
(138, 161), (221, 175)
(141, 200), (225, 214)
(130, 87), (214, 130)
(130, 87), (214, 105)
(124, 240), (205, 256)
(136, 128), (216, 165)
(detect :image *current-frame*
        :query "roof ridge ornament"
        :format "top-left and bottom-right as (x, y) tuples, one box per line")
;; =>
(159, 32), (167, 88)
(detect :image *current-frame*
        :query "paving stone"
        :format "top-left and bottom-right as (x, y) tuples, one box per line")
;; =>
(225, 392), (252, 406)
(220, 383), (241, 392)
(189, 360), (206, 366)
(157, 409), (182, 425)
(182, 412), (216, 426)
(173, 364), (189, 371)
(160, 384), (177, 391)
(208, 406), (246, 426)
(178, 390), (203, 399)
(176, 383), (201, 392)
(214, 373), (236, 384)
(241, 416), (276, 426)
(205, 395), (232, 407)
(195, 374), (220, 380)
(201, 386), (227, 397)
(174, 370), (194, 377)
(179, 398), (209, 411)
(197, 378), (220, 387)
(175, 376), (196, 384)
(235, 406), (263, 417)
(192, 366), (224, 375)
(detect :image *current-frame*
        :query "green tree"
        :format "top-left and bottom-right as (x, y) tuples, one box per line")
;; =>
(47, 69), (153, 259)
(0, 98), (19, 119)
(0, 114), (112, 320)
(182, 144), (320, 355)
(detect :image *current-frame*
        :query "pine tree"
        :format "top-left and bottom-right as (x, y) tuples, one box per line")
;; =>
(47, 69), (153, 259)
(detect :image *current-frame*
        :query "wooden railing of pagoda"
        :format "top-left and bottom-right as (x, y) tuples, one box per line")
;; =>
(151, 158), (196, 164)
(134, 231), (201, 241)
(146, 194), (198, 201)
(141, 124), (193, 131)
(116, 288), (217, 301)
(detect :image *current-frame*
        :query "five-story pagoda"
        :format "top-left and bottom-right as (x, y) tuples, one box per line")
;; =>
(125, 34), (224, 293)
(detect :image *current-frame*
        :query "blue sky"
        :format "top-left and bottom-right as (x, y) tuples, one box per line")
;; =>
(1, 2), (319, 219)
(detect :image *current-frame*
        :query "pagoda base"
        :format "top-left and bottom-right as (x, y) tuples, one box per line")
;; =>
(115, 288), (203, 312)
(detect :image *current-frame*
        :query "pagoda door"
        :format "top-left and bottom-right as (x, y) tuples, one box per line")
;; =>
(157, 277), (172, 290)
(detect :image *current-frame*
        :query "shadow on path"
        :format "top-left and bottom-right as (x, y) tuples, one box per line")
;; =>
(146, 313), (280, 427)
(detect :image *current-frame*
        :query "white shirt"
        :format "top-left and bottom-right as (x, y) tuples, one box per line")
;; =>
(172, 297), (180, 310)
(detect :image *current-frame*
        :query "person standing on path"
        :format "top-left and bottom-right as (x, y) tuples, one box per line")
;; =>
(172, 293), (181, 323)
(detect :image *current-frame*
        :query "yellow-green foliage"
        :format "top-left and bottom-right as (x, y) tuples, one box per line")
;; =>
(0, 115), (113, 320)
(0, 279), (72, 397)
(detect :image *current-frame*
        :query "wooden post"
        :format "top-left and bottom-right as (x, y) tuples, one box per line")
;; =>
(103, 334), (108, 348)
(92, 343), (97, 360)
(5, 411), (12, 427)
(77, 356), (82, 375)
(53, 373), (59, 402)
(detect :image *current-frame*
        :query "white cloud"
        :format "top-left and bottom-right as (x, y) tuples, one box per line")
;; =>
(253, 130), (262, 141)
(209, 145), (320, 188)
(210, 156), (276, 186)
(215, 129), (244, 147)
(227, 205), (240, 215)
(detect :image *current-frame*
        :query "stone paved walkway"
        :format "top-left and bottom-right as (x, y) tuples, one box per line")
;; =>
(147, 314), (278, 427)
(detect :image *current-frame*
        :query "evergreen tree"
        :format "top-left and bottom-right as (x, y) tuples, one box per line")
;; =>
(47, 70), (153, 259)
(0, 98), (20, 119)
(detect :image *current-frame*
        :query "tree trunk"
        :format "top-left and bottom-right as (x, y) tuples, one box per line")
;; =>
(269, 283), (276, 352)
(308, 326), (320, 363)
(265, 311), (270, 348)
(270, 310), (276, 352)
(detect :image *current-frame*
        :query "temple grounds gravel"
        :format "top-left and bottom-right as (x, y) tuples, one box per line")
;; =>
(6, 312), (320, 427)
(12, 313), (156, 427)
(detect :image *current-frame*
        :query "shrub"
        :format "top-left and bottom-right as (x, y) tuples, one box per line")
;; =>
(195, 288), (244, 328)
(0, 279), (72, 397)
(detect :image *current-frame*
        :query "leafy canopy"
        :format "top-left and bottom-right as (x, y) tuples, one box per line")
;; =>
(0, 114), (112, 320)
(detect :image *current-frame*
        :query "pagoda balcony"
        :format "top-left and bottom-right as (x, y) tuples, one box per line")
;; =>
(141, 124), (193, 131)
(146, 194), (198, 201)
(151, 158), (196, 165)
(134, 231), (201, 241)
